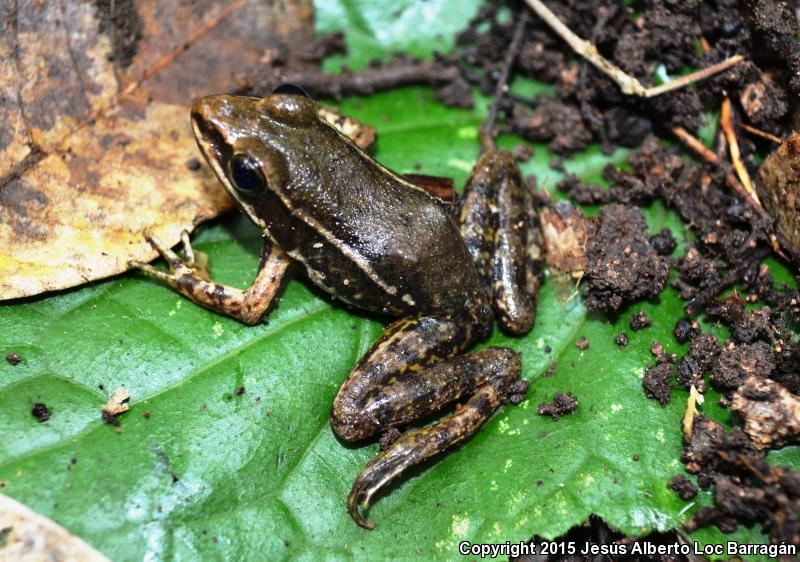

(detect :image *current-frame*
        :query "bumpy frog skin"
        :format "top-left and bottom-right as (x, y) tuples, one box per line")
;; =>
(131, 89), (542, 528)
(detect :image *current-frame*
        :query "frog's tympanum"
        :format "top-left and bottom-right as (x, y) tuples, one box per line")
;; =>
(132, 87), (542, 528)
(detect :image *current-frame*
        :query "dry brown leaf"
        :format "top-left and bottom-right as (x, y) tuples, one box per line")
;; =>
(0, 493), (110, 561)
(540, 202), (588, 278)
(0, 0), (314, 301)
(756, 131), (800, 262)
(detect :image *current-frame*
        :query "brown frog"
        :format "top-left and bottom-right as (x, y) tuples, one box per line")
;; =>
(131, 86), (542, 528)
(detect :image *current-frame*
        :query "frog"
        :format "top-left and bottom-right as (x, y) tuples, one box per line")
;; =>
(131, 85), (543, 528)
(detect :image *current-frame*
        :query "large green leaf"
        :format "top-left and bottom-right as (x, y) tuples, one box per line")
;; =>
(1, 1), (796, 561)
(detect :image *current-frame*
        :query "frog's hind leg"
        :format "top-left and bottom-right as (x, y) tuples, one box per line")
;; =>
(458, 150), (543, 335)
(130, 231), (290, 325)
(331, 308), (527, 528)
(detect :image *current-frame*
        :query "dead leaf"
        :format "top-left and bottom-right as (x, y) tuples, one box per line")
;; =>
(0, 0), (314, 301)
(101, 387), (131, 421)
(0, 493), (110, 562)
(540, 202), (588, 277)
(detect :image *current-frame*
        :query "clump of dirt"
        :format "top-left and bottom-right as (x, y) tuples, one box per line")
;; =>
(538, 392), (578, 421)
(644, 362), (673, 406)
(668, 474), (697, 500)
(582, 205), (669, 312)
(681, 419), (800, 545)
(629, 311), (652, 331)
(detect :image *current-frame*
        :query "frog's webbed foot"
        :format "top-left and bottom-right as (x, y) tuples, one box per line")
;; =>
(459, 150), (543, 335)
(332, 310), (525, 528)
(130, 230), (291, 325)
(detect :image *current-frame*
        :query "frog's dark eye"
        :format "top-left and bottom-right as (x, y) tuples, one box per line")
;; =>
(272, 83), (310, 98)
(229, 154), (266, 194)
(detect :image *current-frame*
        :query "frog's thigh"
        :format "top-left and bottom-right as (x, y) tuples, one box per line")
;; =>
(344, 346), (525, 528)
(459, 150), (542, 335)
(331, 311), (482, 441)
(133, 236), (290, 325)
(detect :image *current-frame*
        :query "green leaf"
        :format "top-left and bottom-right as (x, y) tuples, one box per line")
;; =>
(1, 2), (797, 561)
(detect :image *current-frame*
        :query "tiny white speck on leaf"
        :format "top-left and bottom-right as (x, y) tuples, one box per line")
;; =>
(212, 322), (223, 338)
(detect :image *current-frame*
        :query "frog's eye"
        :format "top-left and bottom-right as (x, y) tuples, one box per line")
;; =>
(228, 153), (266, 194)
(272, 84), (310, 98)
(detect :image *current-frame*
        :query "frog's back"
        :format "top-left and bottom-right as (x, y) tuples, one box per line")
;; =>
(265, 122), (485, 316)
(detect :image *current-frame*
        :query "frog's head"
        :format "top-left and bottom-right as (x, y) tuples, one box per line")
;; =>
(190, 86), (317, 228)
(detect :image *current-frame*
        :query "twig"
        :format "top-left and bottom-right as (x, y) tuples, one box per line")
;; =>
(739, 123), (783, 145)
(241, 58), (462, 99)
(670, 126), (770, 222)
(480, 11), (529, 151)
(672, 127), (720, 164)
(720, 97), (761, 206)
(523, 0), (743, 98)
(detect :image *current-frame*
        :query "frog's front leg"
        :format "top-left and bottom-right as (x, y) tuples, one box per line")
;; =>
(331, 304), (527, 528)
(459, 150), (543, 335)
(130, 231), (290, 325)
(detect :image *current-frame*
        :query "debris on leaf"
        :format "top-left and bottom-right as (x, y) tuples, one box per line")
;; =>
(629, 311), (652, 331)
(537, 392), (577, 421)
(643, 363), (672, 406)
(4, 353), (21, 366)
(540, 202), (588, 278)
(31, 403), (51, 423)
(101, 387), (130, 425)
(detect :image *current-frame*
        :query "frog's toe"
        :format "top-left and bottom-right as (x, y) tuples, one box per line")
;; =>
(180, 230), (196, 267)
(128, 260), (176, 284)
(347, 479), (376, 530)
(143, 231), (186, 271)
